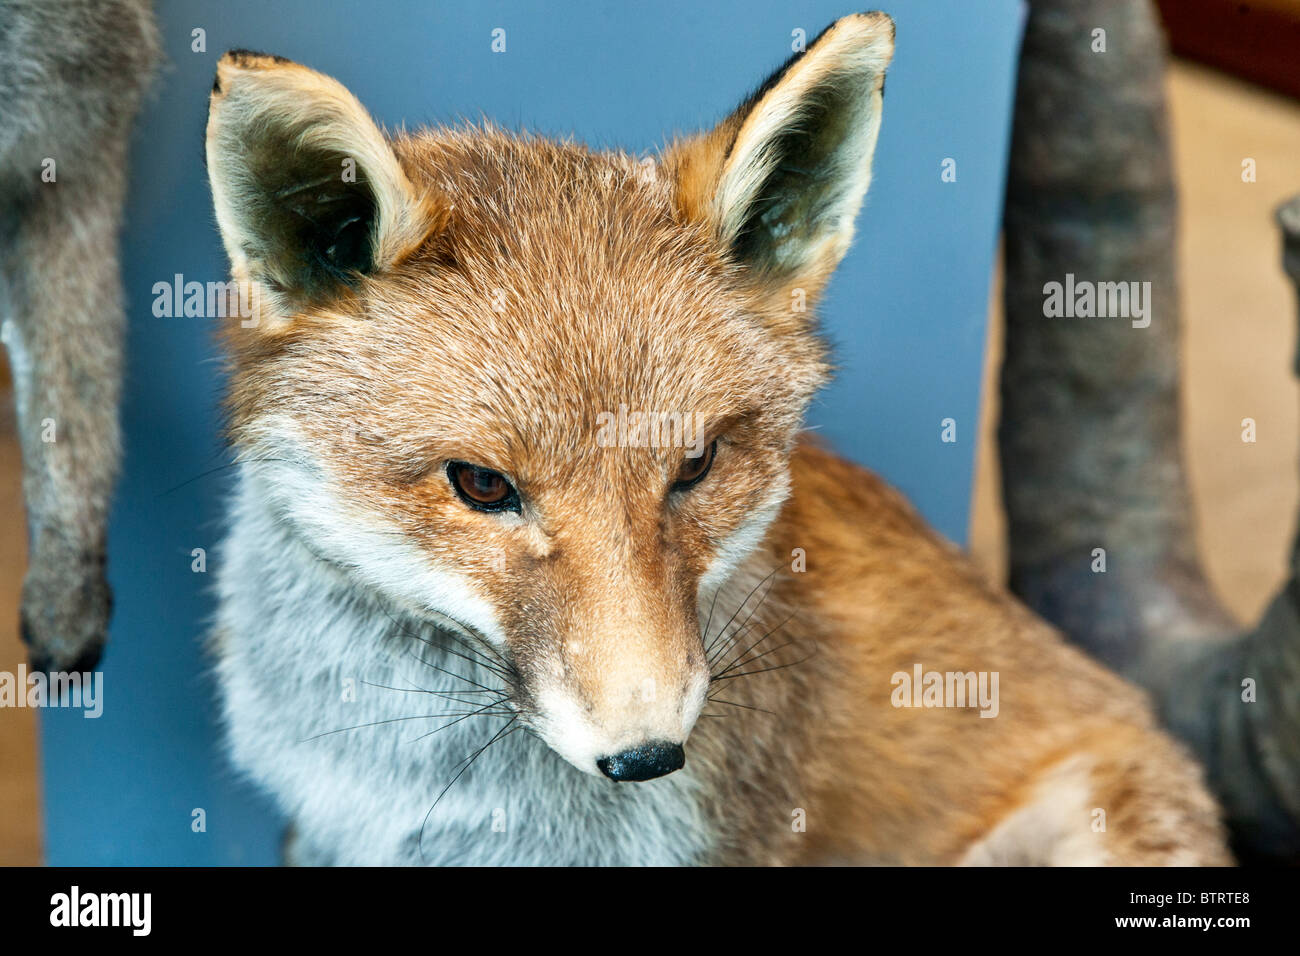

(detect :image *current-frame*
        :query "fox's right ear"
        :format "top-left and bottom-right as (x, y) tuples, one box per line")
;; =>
(206, 51), (437, 316)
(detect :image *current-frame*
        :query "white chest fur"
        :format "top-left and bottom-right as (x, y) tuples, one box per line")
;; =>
(212, 472), (711, 866)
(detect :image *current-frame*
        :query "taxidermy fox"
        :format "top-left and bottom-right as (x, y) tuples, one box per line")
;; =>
(206, 13), (1231, 865)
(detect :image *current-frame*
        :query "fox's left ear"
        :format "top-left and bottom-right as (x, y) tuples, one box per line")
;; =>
(665, 12), (894, 298)
(206, 51), (438, 317)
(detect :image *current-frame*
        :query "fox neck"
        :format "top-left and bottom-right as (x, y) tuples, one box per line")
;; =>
(213, 465), (719, 865)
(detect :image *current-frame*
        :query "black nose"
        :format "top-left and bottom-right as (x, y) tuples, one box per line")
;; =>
(597, 741), (685, 782)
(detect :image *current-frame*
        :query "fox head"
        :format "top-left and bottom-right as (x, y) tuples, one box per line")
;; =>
(206, 13), (893, 779)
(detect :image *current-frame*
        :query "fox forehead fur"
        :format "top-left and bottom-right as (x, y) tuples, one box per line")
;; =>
(206, 12), (1232, 865)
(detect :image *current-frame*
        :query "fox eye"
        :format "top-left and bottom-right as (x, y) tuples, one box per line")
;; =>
(673, 440), (717, 491)
(447, 461), (521, 514)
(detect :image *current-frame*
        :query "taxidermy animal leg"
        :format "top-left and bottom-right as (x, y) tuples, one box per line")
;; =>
(1157, 198), (1300, 864)
(1000, 0), (1298, 862)
(0, 0), (157, 671)
(1000, 0), (1235, 672)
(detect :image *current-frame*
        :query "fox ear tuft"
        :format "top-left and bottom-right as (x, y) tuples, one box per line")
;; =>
(205, 52), (435, 313)
(666, 13), (894, 296)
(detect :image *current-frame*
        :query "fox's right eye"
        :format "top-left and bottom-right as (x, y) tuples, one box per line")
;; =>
(447, 461), (522, 514)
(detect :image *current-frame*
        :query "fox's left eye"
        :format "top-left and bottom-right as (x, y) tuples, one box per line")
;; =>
(447, 461), (522, 514)
(673, 440), (717, 491)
